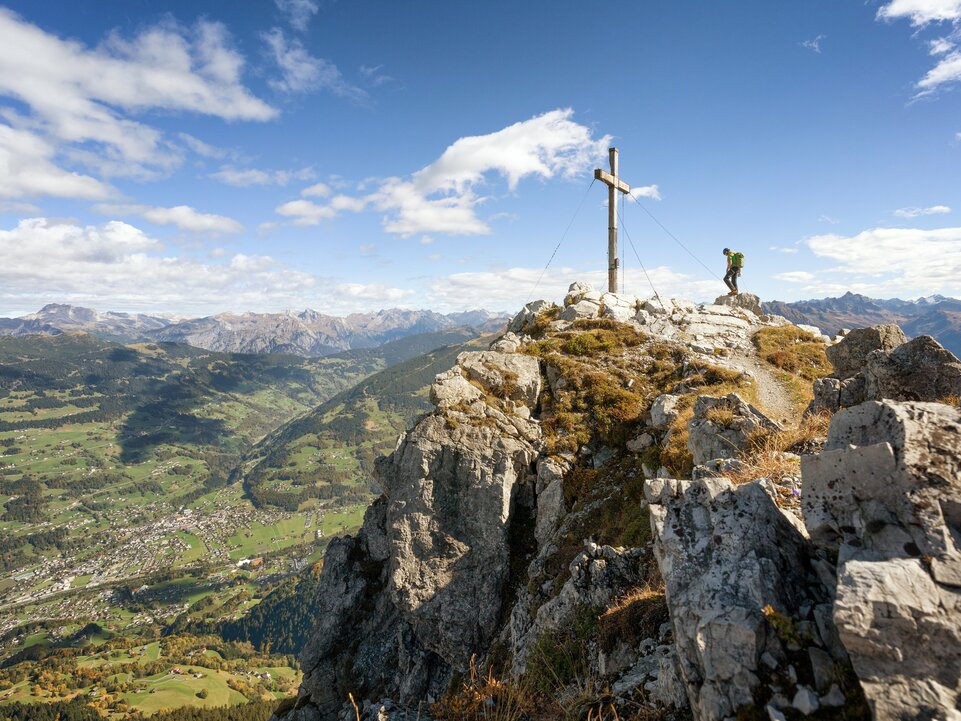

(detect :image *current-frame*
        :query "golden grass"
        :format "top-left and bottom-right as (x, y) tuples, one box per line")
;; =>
(753, 326), (832, 381)
(728, 412), (832, 484)
(597, 581), (669, 655)
(703, 406), (736, 428)
(431, 655), (534, 721)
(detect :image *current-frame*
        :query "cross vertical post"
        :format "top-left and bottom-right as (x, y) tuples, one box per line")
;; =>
(594, 148), (633, 293)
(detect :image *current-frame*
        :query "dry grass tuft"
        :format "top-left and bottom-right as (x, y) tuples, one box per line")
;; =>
(597, 581), (669, 655)
(431, 655), (534, 721)
(728, 412), (832, 484)
(703, 406), (736, 428)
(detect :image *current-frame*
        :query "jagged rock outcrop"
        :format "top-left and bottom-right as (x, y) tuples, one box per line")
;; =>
(713, 292), (763, 316)
(825, 324), (907, 380)
(809, 325), (961, 414)
(285, 283), (961, 721)
(863, 334), (961, 402)
(282, 351), (542, 720)
(687, 393), (781, 465)
(644, 477), (854, 720)
(801, 401), (961, 719)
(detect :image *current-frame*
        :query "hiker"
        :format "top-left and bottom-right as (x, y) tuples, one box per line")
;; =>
(723, 247), (744, 295)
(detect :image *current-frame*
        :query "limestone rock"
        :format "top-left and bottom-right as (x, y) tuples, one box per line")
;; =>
(507, 299), (553, 334)
(825, 324), (907, 380)
(457, 351), (541, 408)
(559, 298), (602, 321)
(650, 393), (681, 429)
(288, 349), (543, 720)
(511, 543), (648, 675)
(489, 331), (522, 353)
(687, 393), (780, 465)
(564, 280), (594, 306)
(801, 400), (961, 572)
(863, 334), (961, 402)
(601, 292), (640, 323)
(429, 368), (483, 409)
(801, 400), (961, 720)
(644, 478), (837, 721)
(807, 377), (840, 415)
(713, 292), (762, 316)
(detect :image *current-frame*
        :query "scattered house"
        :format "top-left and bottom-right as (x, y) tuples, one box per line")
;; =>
(250, 558), (264, 568)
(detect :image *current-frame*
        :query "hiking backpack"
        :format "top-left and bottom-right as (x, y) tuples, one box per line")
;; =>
(731, 252), (745, 268)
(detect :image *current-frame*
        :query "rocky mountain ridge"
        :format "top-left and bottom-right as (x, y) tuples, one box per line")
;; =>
(0, 303), (510, 357)
(762, 291), (961, 357)
(276, 283), (961, 721)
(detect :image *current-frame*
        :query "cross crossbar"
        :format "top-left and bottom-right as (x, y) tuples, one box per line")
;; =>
(594, 169), (631, 195)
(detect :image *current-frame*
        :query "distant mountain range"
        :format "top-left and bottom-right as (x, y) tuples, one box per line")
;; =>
(762, 292), (961, 356)
(0, 303), (510, 357)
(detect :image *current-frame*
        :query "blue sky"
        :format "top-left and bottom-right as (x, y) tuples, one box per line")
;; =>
(0, 0), (959, 316)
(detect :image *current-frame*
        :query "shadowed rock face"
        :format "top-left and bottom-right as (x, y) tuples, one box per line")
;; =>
(645, 478), (841, 721)
(801, 401), (961, 721)
(284, 352), (541, 721)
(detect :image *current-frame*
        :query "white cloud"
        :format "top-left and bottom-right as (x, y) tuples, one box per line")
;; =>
(876, 1), (961, 96)
(211, 165), (314, 187)
(628, 184), (662, 201)
(894, 204), (951, 217)
(93, 204), (243, 233)
(178, 132), (230, 160)
(274, 108), (613, 236)
(0, 9), (275, 182)
(916, 50), (961, 94)
(302, 182), (331, 197)
(0, 217), (412, 315)
(359, 64), (393, 87)
(805, 225), (961, 297)
(262, 28), (367, 100)
(769, 245), (800, 254)
(800, 34), (826, 53)
(0, 123), (112, 199)
(877, 0), (961, 25)
(773, 271), (816, 283)
(419, 235), (435, 245)
(818, 214), (840, 224)
(930, 37), (956, 53)
(275, 0), (320, 32)
(426, 265), (719, 312)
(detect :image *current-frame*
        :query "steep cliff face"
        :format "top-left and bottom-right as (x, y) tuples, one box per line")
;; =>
(279, 283), (961, 721)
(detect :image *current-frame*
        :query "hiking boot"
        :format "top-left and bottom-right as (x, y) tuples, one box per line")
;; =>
(728, 290), (737, 296)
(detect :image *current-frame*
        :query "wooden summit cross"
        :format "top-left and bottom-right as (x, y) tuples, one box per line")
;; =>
(594, 147), (632, 294)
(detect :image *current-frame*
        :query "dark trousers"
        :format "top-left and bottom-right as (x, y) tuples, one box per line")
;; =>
(724, 267), (741, 292)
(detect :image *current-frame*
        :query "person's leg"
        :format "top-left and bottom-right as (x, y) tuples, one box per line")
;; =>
(731, 269), (740, 294)
(724, 268), (735, 291)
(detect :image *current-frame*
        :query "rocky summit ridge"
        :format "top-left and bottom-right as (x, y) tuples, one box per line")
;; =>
(276, 282), (961, 721)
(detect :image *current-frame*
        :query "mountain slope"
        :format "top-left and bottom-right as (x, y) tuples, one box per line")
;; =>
(762, 291), (961, 356)
(0, 304), (510, 358)
(236, 334), (490, 511)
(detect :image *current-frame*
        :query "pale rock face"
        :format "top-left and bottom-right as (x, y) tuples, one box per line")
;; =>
(713, 292), (763, 317)
(644, 478), (841, 721)
(687, 393), (780, 466)
(489, 331), (522, 353)
(825, 324), (907, 380)
(457, 351), (542, 408)
(801, 400), (961, 720)
(559, 298), (603, 321)
(507, 299), (554, 334)
(650, 393), (681, 429)
(564, 280), (595, 306)
(601, 292), (640, 322)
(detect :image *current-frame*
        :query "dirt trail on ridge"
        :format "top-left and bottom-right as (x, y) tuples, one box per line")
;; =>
(728, 346), (798, 428)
